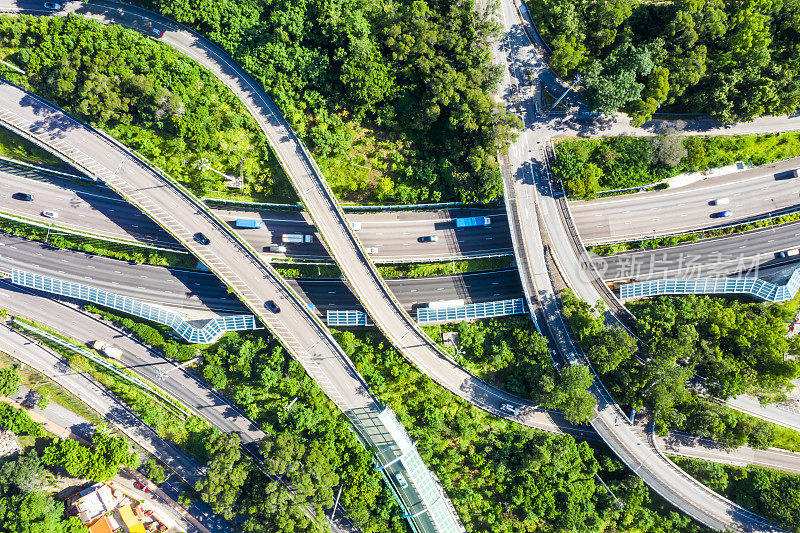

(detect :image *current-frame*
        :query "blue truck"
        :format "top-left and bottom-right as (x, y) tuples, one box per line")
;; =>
(455, 216), (491, 228)
(235, 218), (263, 229)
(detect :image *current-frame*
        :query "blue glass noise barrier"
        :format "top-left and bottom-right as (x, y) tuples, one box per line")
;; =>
(416, 298), (525, 324)
(327, 310), (373, 326)
(619, 269), (800, 302)
(12, 269), (261, 343)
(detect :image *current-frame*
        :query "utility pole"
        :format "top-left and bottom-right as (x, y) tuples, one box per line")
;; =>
(45, 222), (52, 244)
(548, 73), (582, 113)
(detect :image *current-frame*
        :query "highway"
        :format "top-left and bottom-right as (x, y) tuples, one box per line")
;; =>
(0, 161), (512, 261)
(0, 33), (469, 530)
(1, 0), (797, 530)
(8, 156), (800, 291)
(0, 233), (522, 316)
(496, 0), (799, 529)
(0, 320), (206, 482)
(0, 322), (221, 533)
(571, 159), (800, 244)
(0, 278), (266, 446)
(597, 221), (800, 282)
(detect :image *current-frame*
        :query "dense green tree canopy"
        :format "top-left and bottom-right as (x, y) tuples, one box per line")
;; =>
(531, 0), (800, 123)
(137, 0), (520, 203)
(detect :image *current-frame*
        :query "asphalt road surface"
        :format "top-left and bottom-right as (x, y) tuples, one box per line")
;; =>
(496, 0), (798, 529)
(3, 0), (797, 529)
(597, 221), (800, 281)
(0, 164), (513, 261)
(0, 322), (221, 533)
(571, 159), (800, 245)
(0, 233), (523, 317)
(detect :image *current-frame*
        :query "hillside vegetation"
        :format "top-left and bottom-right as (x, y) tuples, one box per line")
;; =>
(135, 0), (519, 204)
(529, 0), (800, 124)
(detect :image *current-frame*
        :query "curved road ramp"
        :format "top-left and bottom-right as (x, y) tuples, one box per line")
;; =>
(0, 80), (463, 533)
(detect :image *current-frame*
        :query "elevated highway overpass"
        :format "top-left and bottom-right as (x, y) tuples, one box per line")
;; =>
(0, 164), (512, 262)
(2, 0), (798, 529)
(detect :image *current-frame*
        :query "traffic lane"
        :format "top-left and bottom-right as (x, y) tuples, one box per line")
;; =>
(571, 161), (800, 243)
(597, 220), (800, 281)
(0, 233), (249, 314)
(0, 231), (522, 316)
(0, 279), (266, 445)
(0, 165), (176, 245)
(2, 168), (512, 260)
(0, 320), (206, 483)
(291, 270), (524, 314)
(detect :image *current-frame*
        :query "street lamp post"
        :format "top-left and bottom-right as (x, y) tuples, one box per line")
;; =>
(548, 73), (582, 113)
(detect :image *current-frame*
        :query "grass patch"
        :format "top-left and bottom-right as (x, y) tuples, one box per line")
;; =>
(9, 314), (214, 463)
(273, 262), (343, 279)
(0, 351), (105, 428)
(0, 126), (70, 170)
(377, 256), (514, 278)
(0, 212), (196, 269)
(554, 132), (800, 198)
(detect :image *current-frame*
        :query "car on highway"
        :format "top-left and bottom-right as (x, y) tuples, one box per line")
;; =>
(418, 235), (438, 243)
(712, 197), (730, 205)
(41, 210), (58, 218)
(365, 247), (379, 254)
(43, 2), (60, 9)
(193, 232), (210, 245)
(394, 472), (408, 488)
(776, 249), (800, 259)
(500, 403), (520, 416)
(712, 210), (733, 218)
(264, 300), (280, 313)
(13, 192), (34, 201)
(151, 26), (165, 37)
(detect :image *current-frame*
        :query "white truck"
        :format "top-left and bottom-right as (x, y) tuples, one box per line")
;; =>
(281, 233), (313, 244)
(92, 340), (123, 360)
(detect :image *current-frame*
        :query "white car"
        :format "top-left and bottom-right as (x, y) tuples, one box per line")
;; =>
(501, 403), (520, 416)
(712, 197), (730, 205)
(41, 210), (58, 219)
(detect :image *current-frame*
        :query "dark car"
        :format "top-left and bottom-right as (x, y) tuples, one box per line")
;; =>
(418, 235), (439, 243)
(134, 481), (150, 492)
(264, 300), (280, 313)
(13, 192), (34, 201)
(712, 210), (732, 218)
(193, 232), (210, 245)
(43, 2), (61, 9)
(151, 26), (165, 37)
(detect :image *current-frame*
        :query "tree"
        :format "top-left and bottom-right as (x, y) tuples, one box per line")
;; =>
(196, 432), (249, 520)
(584, 43), (653, 113)
(546, 365), (597, 424)
(0, 454), (48, 496)
(651, 130), (687, 168)
(0, 367), (20, 398)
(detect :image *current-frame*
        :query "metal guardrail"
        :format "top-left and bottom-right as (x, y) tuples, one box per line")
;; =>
(0, 208), (186, 253)
(12, 269), (261, 343)
(649, 420), (782, 531)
